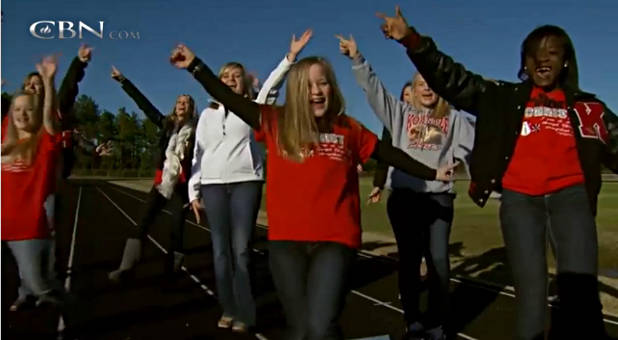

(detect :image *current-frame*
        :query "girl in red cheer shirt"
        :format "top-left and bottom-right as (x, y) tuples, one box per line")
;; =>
(2, 56), (63, 309)
(378, 6), (618, 340)
(170, 43), (457, 340)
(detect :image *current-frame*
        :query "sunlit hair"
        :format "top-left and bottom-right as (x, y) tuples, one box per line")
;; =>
(278, 56), (345, 162)
(518, 25), (579, 90)
(21, 72), (43, 95)
(218, 62), (254, 99)
(410, 73), (450, 119)
(165, 94), (197, 130)
(1, 92), (43, 165)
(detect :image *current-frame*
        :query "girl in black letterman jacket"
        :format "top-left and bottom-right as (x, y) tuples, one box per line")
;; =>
(378, 6), (618, 340)
(108, 66), (196, 282)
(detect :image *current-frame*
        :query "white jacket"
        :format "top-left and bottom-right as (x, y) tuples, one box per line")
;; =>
(188, 55), (293, 202)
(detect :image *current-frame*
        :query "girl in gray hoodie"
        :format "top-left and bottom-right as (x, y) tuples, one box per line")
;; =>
(338, 34), (475, 340)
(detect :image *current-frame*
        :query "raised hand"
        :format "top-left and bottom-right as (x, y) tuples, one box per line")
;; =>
(435, 161), (460, 182)
(335, 34), (358, 59)
(376, 5), (410, 41)
(111, 65), (124, 82)
(36, 55), (58, 81)
(367, 187), (383, 204)
(78, 43), (93, 63)
(170, 44), (195, 69)
(288, 29), (313, 62)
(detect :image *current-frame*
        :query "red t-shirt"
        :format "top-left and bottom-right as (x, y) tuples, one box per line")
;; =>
(255, 105), (378, 248)
(2, 130), (61, 240)
(502, 87), (584, 195)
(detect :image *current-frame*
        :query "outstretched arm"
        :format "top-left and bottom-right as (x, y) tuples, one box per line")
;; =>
(37, 56), (58, 135)
(338, 33), (407, 132)
(372, 127), (392, 189)
(58, 44), (91, 123)
(377, 5), (492, 114)
(111, 66), (165, 128)
(371, 137), (456, 181)
(256, 29), (313, 104)
(171, 44), (261, 129)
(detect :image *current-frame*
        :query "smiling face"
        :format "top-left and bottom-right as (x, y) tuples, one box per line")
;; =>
(220, 66), (245, 95)
(525, 35), (566, 90)
(11, 95), (39, 132)
(174, 95), (191, 123)
(308, 63), (332, 117)
(24, 74), (43, 95)
(412, 74), (438, 109)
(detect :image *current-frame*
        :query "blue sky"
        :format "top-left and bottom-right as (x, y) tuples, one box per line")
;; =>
(2, 0), (617, 134)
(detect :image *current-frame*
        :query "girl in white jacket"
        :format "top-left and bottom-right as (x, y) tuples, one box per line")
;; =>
(188, 29), (313, 333)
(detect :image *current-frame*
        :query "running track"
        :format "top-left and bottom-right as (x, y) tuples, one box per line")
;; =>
(3, 179), (618, 339)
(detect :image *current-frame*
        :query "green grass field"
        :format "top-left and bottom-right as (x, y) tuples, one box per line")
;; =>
(358, 177), (618, 273)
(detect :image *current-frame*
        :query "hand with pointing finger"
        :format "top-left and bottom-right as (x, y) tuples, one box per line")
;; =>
(111, 65), (125, 82)
(376, 5), (412, 41)
(335, 34), (359, 59)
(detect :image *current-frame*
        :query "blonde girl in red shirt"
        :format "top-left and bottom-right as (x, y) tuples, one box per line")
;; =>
(2, 56), (63, 310)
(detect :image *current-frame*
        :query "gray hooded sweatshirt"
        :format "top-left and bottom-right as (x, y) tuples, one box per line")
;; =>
(352, 54), (475, 193)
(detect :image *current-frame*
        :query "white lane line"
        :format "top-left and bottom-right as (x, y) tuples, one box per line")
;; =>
(106, 185), (475, 338)
(64, 186), (83, 290)
(108, 186), (266, 256)
(58, 186), (83, 333)
(106, 185), (618, 333)
(97, 186), (267, 339)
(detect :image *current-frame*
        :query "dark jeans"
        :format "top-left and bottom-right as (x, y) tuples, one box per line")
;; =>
(269, 241), (356, 340)
(500, 184), (605, 340)
(130, 187), (187, 253)
(200, 181), (262, 326)
(387, 189), (454, 329)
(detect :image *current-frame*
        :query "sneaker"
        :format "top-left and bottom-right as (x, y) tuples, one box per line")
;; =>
(231, 321), (248, 333)
(217, 315), (233, 329)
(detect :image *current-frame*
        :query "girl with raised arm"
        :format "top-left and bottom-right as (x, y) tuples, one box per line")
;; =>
(378, 6), (618, 340)
(108, 67), (197, 282)
(187, 29), (313, 333)
(2, 56), (64, 309)
(338, 34), (474, 340)
(171, 38), (456, 339)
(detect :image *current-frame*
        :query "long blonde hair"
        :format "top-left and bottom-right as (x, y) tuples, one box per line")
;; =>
(164, 94), (197, 131)
(410, 73), (450, 119)
(1, 92), (44, 165)
(278, 57), (345, 162)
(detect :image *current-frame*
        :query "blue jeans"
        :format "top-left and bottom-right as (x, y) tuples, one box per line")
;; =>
(500, 184), (605, 340)
(200, 181), (262, 326)
(7, 238), (60, 299)
(387, 189), (454, 329)
(269, 241), (356, 340)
